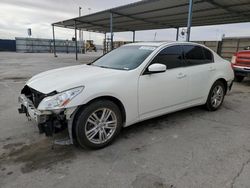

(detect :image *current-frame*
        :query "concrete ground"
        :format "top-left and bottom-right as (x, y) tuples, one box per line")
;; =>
(0, 52), (250, 188)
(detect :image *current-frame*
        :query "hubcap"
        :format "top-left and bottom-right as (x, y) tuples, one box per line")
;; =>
(85, 108), (117, 144)
(211, 85), (224, 108)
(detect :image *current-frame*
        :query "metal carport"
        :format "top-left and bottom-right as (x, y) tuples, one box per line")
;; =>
(52, 0), (250, 60)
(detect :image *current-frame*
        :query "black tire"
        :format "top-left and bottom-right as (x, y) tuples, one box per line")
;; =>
(235, 75), (244, 82)
(206, 80), (226, 111)
(74, 100), (122, 149)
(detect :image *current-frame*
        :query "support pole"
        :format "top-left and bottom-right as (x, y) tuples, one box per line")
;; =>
(132, 31), (136, 43)
(74, 20), (78, 61)
(176, 28), (179, 41)
(110, 12), (113, 50)
(79, 7), (82, 41)
(52, 24), (57, 57)
(186, 0), (193, 42)
(104, 33), (107, 54)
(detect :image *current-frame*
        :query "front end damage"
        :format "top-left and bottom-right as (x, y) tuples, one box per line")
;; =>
(18, 86), (77, 145)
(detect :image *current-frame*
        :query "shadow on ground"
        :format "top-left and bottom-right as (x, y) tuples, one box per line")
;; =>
(0, 139), (76, 173)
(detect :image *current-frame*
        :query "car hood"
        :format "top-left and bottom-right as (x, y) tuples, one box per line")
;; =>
(26, 64), (120, 94)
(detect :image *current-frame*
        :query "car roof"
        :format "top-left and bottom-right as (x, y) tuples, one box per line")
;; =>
(125, 41), (207, 48)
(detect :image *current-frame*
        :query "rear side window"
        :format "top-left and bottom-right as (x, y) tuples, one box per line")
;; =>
(203, 47), (213, 63)
(183, 45), (213, 66)
(152, 45), (183, 69)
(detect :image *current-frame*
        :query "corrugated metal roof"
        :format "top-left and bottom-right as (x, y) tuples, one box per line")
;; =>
(53, 0), (250, 33)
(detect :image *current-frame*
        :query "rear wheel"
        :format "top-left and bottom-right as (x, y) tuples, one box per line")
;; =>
(235, 75), (244, 82)
(74, 100), (122, 149)
(206, 81), (225, 111)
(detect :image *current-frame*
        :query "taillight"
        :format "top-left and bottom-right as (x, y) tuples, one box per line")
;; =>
(231, 54), (236, 64)
(231, 62), (234, 69)
(231, 54), (237, 69)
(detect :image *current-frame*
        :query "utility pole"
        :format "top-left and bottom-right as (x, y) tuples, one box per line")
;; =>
(52, 24), (57, 57)
(79, 7), (82, 41)
(110, 12), (114, 50)
(154, 32), (157, 41)
(186, 0), (194, 42)
(176, 28), (179, 41)
(74, 20), (78, 60)
(88, 8), (91, 40)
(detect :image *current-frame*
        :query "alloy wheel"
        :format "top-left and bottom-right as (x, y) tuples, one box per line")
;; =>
(85, 108), (117, 144)
(211, 85), (224, 108)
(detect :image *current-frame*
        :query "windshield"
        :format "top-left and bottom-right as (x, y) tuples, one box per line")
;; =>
(92, 45), (156, 70)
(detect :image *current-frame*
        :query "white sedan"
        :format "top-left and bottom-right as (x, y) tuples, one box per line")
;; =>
(18, 42), (234, 149)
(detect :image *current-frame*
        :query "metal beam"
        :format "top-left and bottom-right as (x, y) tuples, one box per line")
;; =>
(95, 13), (249, 33)
(79, 7), (82, 41)
(78, 1), (203, 26)
(204, 0), (250, 20)
(77, 2), (250, 32)
(132, 31), (135, 42)
(131, 12), (250, 29)
(176, 28), (179, 41)
(74, 19), (125, 32)
(112, 11), (172, 28)
(110, 13), (114, 50)
(119, 0), (203, 17)
(186, 0), (193, 42)
(53, 1), (250, 34)
(151, 12), (250, 25)
(74, 20), (78, 60)
(52, 24), (57, 57)
(124, 2), (250, 24)
(104, 33), (107, 54)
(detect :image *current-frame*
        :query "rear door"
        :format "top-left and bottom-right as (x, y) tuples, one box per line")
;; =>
(182, 45), (215, 101)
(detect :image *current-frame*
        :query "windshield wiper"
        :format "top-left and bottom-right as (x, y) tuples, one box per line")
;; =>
(98, 65), (110, 69)
(92, 64), (128, 71)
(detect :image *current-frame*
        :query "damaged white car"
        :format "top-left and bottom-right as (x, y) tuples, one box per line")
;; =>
(18, 42), (234, 149)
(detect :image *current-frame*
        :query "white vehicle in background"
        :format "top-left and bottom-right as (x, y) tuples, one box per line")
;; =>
(18, 42), (234, 149)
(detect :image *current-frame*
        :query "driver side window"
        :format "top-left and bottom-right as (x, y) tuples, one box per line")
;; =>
(151, 45), (184, 69)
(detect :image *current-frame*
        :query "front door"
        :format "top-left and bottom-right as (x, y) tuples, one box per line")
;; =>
(138, 45), (189, 119)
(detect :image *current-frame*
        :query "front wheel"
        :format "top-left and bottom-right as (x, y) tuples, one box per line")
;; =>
(74, 100), (122, 149)
(206, 81), (225, 111)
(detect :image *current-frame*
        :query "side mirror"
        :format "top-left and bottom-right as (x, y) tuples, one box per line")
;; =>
(148, 63), (166, 73)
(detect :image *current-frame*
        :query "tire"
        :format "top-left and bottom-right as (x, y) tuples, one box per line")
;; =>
(74, 100), (122, 149)
(206, 80), (226, 111)
(235, 75), (244, 82)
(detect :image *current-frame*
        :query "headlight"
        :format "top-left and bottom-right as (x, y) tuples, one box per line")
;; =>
(38, 86), (84, 110)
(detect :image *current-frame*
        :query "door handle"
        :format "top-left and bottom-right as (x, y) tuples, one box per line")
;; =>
(209, 67), (216, 71)
(177, 73), (186, 79)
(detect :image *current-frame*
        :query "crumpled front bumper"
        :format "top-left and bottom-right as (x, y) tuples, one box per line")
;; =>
(18, 94), (51, 123)
(18, 94), (77, 145)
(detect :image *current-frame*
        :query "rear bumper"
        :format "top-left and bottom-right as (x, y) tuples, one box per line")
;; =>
(233, 66), (250, 77)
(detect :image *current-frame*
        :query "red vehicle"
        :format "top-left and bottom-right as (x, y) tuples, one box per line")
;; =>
(231, 46), (250, 82)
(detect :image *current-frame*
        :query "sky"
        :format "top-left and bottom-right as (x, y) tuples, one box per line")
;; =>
(1, 0), (250, 45)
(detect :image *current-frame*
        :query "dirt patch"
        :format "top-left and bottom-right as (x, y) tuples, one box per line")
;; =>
(0, 139), (76, 173)
(131, 145), (147, 153)
(0, 77), (29, 82)
(131, 173), (174, 188)
(2, 142), (25, 150)
(229, 90), (250, 96)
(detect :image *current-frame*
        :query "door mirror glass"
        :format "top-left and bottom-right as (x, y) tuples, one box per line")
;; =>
(148, 63), (167, 73)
